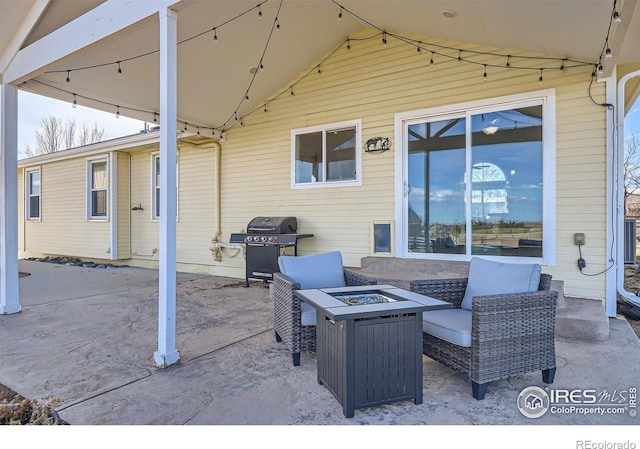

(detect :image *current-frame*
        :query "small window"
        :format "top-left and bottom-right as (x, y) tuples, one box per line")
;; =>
(291, 120), (362, 188)
(152, 153), (178, 221)
(26, 168), (41, 220)
(88, 158), (108, 220)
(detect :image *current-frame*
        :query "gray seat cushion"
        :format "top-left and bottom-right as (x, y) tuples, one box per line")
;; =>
(278, 251), (346, 290)
(423, 309), (472, 347)
(300, 301), (317, 326)
(461, 257), (542, 311)
(278, 251), (347, 327)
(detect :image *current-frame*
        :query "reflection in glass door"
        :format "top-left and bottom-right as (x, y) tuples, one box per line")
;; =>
(406, 118), (466, 254)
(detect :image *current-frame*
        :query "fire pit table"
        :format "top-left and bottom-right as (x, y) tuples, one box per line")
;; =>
(295, 284), (452, 418)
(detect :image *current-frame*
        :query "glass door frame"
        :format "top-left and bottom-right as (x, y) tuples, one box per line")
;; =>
(394, 90), (556, 264)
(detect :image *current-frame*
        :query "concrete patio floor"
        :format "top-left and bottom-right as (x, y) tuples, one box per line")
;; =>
(1, 260), (638, 443)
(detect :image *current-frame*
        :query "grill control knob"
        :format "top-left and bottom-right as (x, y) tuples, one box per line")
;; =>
(268, 236), (276, 243)
(261, 236), (267, 243)
(245, 236), (251, 243)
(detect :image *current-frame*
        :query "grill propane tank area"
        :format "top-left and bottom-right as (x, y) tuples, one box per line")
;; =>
(230, 217), (313, 287)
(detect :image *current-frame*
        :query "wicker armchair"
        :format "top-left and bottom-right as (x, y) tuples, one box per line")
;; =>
(410, 270), (557, 400)
(273, 251), (377, 366)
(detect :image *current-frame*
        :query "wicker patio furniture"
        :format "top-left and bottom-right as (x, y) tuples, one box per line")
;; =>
(410, 257), (558, 400)
(273, 251), (377, 366)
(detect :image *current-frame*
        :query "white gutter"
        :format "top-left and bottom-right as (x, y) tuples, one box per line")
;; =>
(616, 68), (640, 309)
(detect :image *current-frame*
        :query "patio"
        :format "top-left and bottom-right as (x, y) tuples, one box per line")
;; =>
(0, 260), (638, 435)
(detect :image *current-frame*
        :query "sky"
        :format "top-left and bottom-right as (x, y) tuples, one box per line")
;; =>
(18, 90), (146, 158)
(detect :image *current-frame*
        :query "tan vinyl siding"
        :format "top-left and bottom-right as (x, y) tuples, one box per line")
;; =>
(22, 156), (111, 260)
(218, 31), (608, 300)
(129, 149), (158, 261)
(116, 152), (131, 260)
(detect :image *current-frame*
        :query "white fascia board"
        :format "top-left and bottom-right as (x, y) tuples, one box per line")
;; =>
(0, 0), (51, 77)
(5, 0), (179, 85)
(17, 132), (160, 167)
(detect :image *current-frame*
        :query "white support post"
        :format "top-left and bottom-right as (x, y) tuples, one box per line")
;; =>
(153, 7), (179, 368)
(0, 83), (20, 314)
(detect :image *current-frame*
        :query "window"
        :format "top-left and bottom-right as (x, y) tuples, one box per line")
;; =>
(88, 158), (108, 220)
(399, 91), (555, 263)
(152, 153), (178, 221)
(291, 120), (362, 188)
(26, 168), (41, 220)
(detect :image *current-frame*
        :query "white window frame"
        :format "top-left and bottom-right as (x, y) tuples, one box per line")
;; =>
(291, 119), (362, 189)
(394, 90), (556, 265)
(87, 156), (109, 221)
(25, 167), (41, 221)
(151, 152), (179, 222)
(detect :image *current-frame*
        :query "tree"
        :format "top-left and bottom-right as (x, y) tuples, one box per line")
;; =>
(23, 117), (105, 157)
(624, 135), (640, 215)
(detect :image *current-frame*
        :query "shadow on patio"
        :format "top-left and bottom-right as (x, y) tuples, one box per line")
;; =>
(0, 260), (638, 429)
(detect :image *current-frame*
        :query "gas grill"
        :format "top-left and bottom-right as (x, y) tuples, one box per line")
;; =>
(230, 217), (313, 287)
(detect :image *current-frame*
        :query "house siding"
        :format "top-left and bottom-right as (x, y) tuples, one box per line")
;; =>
(21, 156), (111, 260)
(217, 32), (608, 300)
(17, 31), (610, 301)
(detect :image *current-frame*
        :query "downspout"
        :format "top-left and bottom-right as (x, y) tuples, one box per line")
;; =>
(210, 142), (223, 261)
(616, 68), (640, 309)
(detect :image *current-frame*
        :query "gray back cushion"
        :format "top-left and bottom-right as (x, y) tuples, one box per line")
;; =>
(278, 251), (347, 290)
(461, 257), (542, 311)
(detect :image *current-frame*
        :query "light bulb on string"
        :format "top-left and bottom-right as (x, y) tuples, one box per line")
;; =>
(416, 44), (421, 53)
(605, 48), (613, 58)
(66, 71), (71, 83)
(338, 7), (343, 20)
(264, 104), (268, 113)
(213, 28), (218, 42)
(382, 32), (387, 47)
(429, 52), (435, 66)
(290, 86), (294, 95)
(346, 39), (351, 50)
(260, 62), (264, 71)
(276, 17), (280, 30)
(184, 122), (188, 131)
(258, 5), (262, 18)
(117, 61), (122, 74)
(597, 63), (604, 76)
(317, 65), (321, 74)
(153, 113), (158, 123)
(560, 59), (566, 71)
(116, 106), (120, 118)
(505, 55), (511, 69)
(458, 50), (462, 63)
(483, 65), (488, 81)
(613, 10), (621, 23)
(245, 94), (250, 101)
(72, 94), (77, 108)
(197, 127), (200, 135)
(538, 69), (544, 85)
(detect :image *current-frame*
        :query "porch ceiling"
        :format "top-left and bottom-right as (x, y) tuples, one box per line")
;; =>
(2, 0), (640, 132)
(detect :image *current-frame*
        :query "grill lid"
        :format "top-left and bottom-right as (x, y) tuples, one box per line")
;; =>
(247, 216), (297, 234)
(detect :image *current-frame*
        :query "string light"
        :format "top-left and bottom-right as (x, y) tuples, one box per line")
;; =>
(72, 94), (77, 108)
(153, 113), (157, 123)
(66, 70), (70, 83)
(33, 0), (608, 138)
(605, 47), (613, 58)
(338, 7), (343, 20)
(612, 10), (621, 23)
(213, 28), (218, 42)
(115, 106), (120, 118)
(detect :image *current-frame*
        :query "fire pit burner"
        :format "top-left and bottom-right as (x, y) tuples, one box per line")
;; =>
(332, 293), (397, 306)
